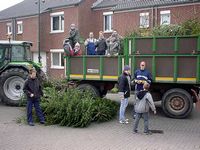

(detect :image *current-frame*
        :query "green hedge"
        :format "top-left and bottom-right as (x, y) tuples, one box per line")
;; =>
(125, 19), (200, 37)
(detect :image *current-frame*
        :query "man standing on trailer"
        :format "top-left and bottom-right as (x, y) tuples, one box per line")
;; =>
(68, 23), (80, 49)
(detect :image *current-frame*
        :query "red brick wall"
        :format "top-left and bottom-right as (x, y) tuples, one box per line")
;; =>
(40, 7), (79, 51)
(157, 4), (200, 25)
(78, 0), (97, 39)
(91, 9), (114, 38)
(113, 10), (152, 36)
(0, 17), (38, 51)
(0, 21), (8, 40)
(16, 17), (38, 51)
(113, 3), (200, 36)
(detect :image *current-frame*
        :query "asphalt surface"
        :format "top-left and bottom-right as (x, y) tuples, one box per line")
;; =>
(0, 94), (200, 150)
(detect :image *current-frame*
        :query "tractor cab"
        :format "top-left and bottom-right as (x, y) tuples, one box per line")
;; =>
(0, 40), (33, 71)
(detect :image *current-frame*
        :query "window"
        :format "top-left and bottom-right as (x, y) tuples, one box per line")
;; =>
(139, 12), (149, 28)
(17, 21), (23, 34)
(160, 10), (170, 25)
(103, 12), (113, 32)
(50, 12), (64, 33)
(7, 23), (12, 35)
(50, 49), (64, 69)
(11, 46), (25, 61)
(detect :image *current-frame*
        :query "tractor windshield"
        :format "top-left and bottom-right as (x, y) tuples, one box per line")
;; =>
(0, 46), (9, 61)
(0, 46), (4, 60)
(11, 45), (32, 61)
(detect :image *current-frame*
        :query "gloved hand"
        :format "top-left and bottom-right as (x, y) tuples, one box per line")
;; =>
(118, 92), (124, 100)
(153, 110), (156, 115)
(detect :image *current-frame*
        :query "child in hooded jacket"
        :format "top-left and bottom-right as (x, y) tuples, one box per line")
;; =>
(133, 82), (156, 134)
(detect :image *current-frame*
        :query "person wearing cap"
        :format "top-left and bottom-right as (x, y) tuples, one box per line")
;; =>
(63, 38), (73, 56)
(23, 68), (45, 126)
(134, 61), (152, 92)
(118, 65), (131, 124)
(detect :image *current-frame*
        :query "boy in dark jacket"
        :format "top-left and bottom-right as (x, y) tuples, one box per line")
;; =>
(133, 83), (156, 134)
(23, 68), (45, 126)
(118, 65), (131, 124)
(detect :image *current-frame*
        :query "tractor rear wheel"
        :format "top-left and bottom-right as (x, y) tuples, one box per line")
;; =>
(0, 68), (28, 106)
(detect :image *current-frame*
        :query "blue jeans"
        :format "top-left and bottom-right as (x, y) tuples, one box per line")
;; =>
(119, 98), (128, 121)
(27, 98), (45, 123)
(133, 112), (149, 133)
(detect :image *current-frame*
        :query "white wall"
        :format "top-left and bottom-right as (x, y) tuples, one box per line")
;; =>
(32, 52), (47, 73)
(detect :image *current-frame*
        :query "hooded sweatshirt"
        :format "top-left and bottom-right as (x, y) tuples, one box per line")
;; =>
(134, 90), (156, 113)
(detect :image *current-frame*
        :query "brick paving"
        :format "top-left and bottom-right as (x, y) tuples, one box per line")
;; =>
(0, 94), (200, 150)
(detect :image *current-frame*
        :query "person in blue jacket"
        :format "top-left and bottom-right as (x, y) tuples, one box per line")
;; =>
(134, 61), (152, 92)
(84, 32), (97, 55)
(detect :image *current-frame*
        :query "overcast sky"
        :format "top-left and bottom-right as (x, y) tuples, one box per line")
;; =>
(0, 0), (24, 11)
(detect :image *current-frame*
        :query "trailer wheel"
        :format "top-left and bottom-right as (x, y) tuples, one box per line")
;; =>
(77, 84), (100, 97)
(162, 88), (193, 119)
(100, 89), (108, 98)
(0, 68), (28, 106)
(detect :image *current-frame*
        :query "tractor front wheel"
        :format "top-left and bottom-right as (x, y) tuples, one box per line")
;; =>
(0, 68), (28, 106)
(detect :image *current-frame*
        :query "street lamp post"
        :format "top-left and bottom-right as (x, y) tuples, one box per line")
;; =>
(35, 0), (45, 63)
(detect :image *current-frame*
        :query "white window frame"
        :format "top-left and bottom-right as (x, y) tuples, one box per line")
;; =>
(17, 21), (23, 34)
(50, 49), (65, 69)
(103, 12), (113, 33)
(139, 12), (149, 28)
(7, 23), (12, 35)
(50, 12), (64, 33)
(160, 10), (171, 25)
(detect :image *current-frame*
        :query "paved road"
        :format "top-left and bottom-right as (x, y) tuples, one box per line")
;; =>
(0, 94), (200, 150)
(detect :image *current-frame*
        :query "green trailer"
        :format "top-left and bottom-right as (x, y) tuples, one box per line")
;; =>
(65, 35), (200, 119)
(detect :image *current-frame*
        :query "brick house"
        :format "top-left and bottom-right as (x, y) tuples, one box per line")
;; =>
(0, 0), (96, 79)
(0, 0), (199, 78)
(92, 0), (200, 36)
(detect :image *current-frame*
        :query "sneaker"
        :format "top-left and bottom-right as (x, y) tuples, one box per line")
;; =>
(119, 120), (125, 124)
(125, 119), (129, 124)
(133, 130), (138, 134)
(28, 122), (35, 126)
(144, 131), (152, 135)
(40, 121), (45, 124)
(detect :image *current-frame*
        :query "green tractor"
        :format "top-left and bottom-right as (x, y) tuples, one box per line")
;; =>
(0, 40), (46, 106)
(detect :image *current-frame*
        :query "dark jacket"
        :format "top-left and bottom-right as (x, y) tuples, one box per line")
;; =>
(69, 29), (80, 48)
(95, 38), (107, 53)
(23, 77), (43, 99)
(134, 69), (152, 91)
(118, 73), (131, 98)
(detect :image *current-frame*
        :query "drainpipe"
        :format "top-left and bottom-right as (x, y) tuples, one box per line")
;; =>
(151, 6), (154, 28)
(12, 18), (16, 40)
(154, 6), (158, 27)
